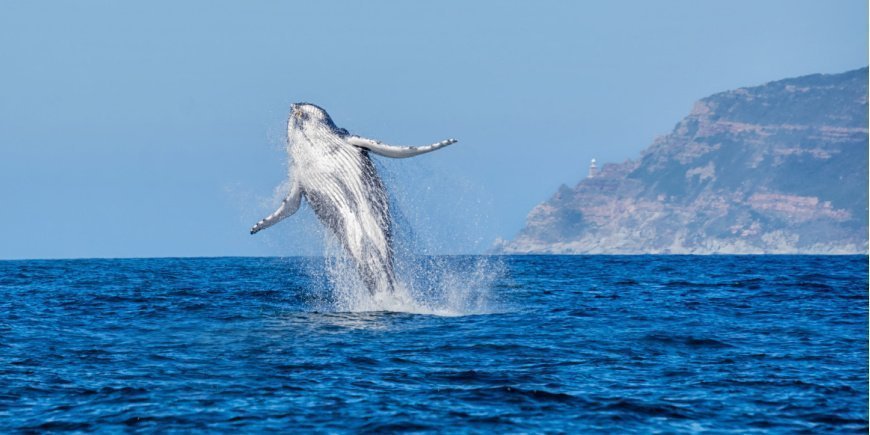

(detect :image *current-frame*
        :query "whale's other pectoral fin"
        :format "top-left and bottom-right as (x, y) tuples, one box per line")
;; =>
(347, 136), (458, 159)
(250, 181), (302, 235)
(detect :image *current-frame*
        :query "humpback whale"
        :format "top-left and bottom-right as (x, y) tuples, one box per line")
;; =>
(251, 103), (457, 294)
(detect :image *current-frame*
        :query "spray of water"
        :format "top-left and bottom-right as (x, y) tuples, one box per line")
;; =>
(315, 237), (503, 315)
(302, 158), (503, 316)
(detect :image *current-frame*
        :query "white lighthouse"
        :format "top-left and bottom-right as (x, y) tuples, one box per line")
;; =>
(588, 158), (598, 178)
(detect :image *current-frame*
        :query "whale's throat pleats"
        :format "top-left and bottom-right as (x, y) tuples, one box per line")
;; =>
(297, 137), (396, 294)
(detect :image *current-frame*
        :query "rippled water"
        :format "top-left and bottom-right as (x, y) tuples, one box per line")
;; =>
(0, 255), (867, 432)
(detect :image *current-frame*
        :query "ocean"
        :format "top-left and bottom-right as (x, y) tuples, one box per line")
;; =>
(0, 255), (866, 432)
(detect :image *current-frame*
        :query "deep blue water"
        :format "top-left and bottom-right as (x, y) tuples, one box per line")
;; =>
(0, 255), (867, 432)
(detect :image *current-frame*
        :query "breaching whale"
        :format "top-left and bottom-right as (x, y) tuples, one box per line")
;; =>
(251, 103), (457, 294)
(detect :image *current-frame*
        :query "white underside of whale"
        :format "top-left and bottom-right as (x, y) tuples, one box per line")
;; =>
(251, 104), (457, 295)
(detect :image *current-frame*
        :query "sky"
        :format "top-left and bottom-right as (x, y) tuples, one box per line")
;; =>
(0, 1), (867, 259)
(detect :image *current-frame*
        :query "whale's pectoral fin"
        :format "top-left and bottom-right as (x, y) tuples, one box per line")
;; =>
(250, 181), (302, 235)
(347, 135), (458, 159)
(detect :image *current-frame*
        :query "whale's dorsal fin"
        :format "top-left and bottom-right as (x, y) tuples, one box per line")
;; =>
(347, 135), (457, 159)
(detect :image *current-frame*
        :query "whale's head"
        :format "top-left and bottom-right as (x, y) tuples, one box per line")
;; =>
(289, 102), (339, 133)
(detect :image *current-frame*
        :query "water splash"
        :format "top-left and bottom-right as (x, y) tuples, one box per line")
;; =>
(253, 136), (501, 315)
(307, 234), (503, 316)
(299, 157), (503, 315)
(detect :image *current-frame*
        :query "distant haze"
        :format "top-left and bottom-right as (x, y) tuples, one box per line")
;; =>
(0, 1), (867, 259)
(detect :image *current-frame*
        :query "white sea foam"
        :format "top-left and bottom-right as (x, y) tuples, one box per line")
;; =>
(309, 234), (502, 316)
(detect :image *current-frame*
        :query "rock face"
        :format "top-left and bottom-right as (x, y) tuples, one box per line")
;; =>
(500, 68), (868, 254)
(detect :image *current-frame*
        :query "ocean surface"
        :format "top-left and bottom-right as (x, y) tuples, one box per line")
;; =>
(0, 255), (867, 432)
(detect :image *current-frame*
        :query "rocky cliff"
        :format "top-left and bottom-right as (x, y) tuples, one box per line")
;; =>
(499, 68), (868, 254)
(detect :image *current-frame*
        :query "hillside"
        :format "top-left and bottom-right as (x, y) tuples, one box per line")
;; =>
(499, 68), (868, 254)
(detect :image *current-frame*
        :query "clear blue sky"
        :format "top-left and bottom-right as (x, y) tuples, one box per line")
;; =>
(1, 1), (866, 259)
